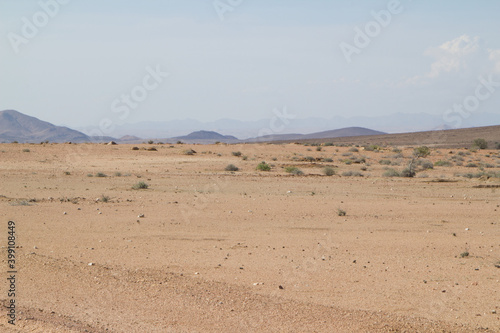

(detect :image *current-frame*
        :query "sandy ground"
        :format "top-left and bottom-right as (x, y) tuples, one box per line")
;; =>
(0, 142), (499, 332)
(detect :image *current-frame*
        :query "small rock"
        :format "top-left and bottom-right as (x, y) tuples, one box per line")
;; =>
(492, 310), (497, 314)
(34, 246), (38, 249)
(138, 214), (145, 218)
(88, 263), (94, 266)
(63, 212), (67, 215)
(278, 285), (284, 290)
(194, 272), (199, 275)
(98, 212), (102, 215)
(465, 228), (469, 231)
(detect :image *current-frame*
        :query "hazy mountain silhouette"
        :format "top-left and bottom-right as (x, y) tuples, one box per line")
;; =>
(0, 110), (90, 143)
(245, 127), (385, 142)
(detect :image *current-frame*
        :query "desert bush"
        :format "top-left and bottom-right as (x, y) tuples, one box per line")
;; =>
(364, 144), (380, 151)
(324, 142), (334, 146)
(304, 156), (315, 162)
(349, 147), (359, 152)
(416, 159), (434, 170)
(392, 148), (402, 153)
(401, 167), (415, 178)
(323, 167), (335, 176)
(148, 140), (154, 144)
(131, 146), (139, 150)
(323, 158), (333, 163)
(342, 152), (353, 157)
(316, 146), (322, 151)
(225, 164), (239, 172)
(256, 162), (271, 171)
(22, 148), (30, 152)
(342, 171), (363, 177)
(379, 159), (391, 165)
(242, 155), (248, 160)
(132, 181), (149, 190)
(114, 172), (122, 177)
(64, 171), (71, 175)
(232, 151), (242, 157)
(337, 208), (346, 216)
(414, 146), (431, 158)
(466, 163), (478, 168)
(434, 160), (453, 167)
(95, 172), (107, 177)
(473, 138), (488, 149)
(87, 173), (93, 177)
(100, 195), (110, 203)
(285, 166), (303, 175)
(383, 168), (400, 177)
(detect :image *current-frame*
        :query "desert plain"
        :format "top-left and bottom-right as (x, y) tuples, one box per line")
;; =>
(0, 141), (499, 332)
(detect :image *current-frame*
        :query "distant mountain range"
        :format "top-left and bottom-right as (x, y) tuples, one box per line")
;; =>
(76, 112), (500, 140)
(0, 110), (387, 144)
(1, 110), (499, 145)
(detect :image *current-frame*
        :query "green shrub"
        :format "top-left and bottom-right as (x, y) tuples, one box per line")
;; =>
(379, 159), (391, 165)
(225, 164), (239, 171)
(416, 159), (434, 170)
(473, 138), (488, 149)
(132, 181), (149, 190)
(232, 151), (242, 157)
(349, 147), (359, 152)
(256, 162), (271, 171)
(342, 171), (363, 177)
(383, 168), (400, 177)
(401, 167), (416, 178)
(324, 142), (334, 146)
(285, 166), (303, 175)
(337, 209), (346, 216)
(434, 160), (453, 167)
(323, 167), (335, 176)
(22, 148), (30, 152)
(414, 146), (431, 158)
(316, 146), (322, 151)
(95, 172), (107, 177)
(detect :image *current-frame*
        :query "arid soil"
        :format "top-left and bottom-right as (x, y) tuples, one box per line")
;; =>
(0, 142), (499, 332)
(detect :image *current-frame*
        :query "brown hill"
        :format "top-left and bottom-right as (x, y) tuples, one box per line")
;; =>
(275, 125), (500, 148)
(0, 110), (90, 143)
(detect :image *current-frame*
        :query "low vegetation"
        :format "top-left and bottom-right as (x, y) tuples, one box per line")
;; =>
(225, 164), (239, 172)
(132, 181), (149, 190)
(256, 162), (271, 171)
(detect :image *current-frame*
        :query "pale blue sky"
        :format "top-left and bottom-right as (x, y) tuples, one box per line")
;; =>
(1, 1), (499, 128)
